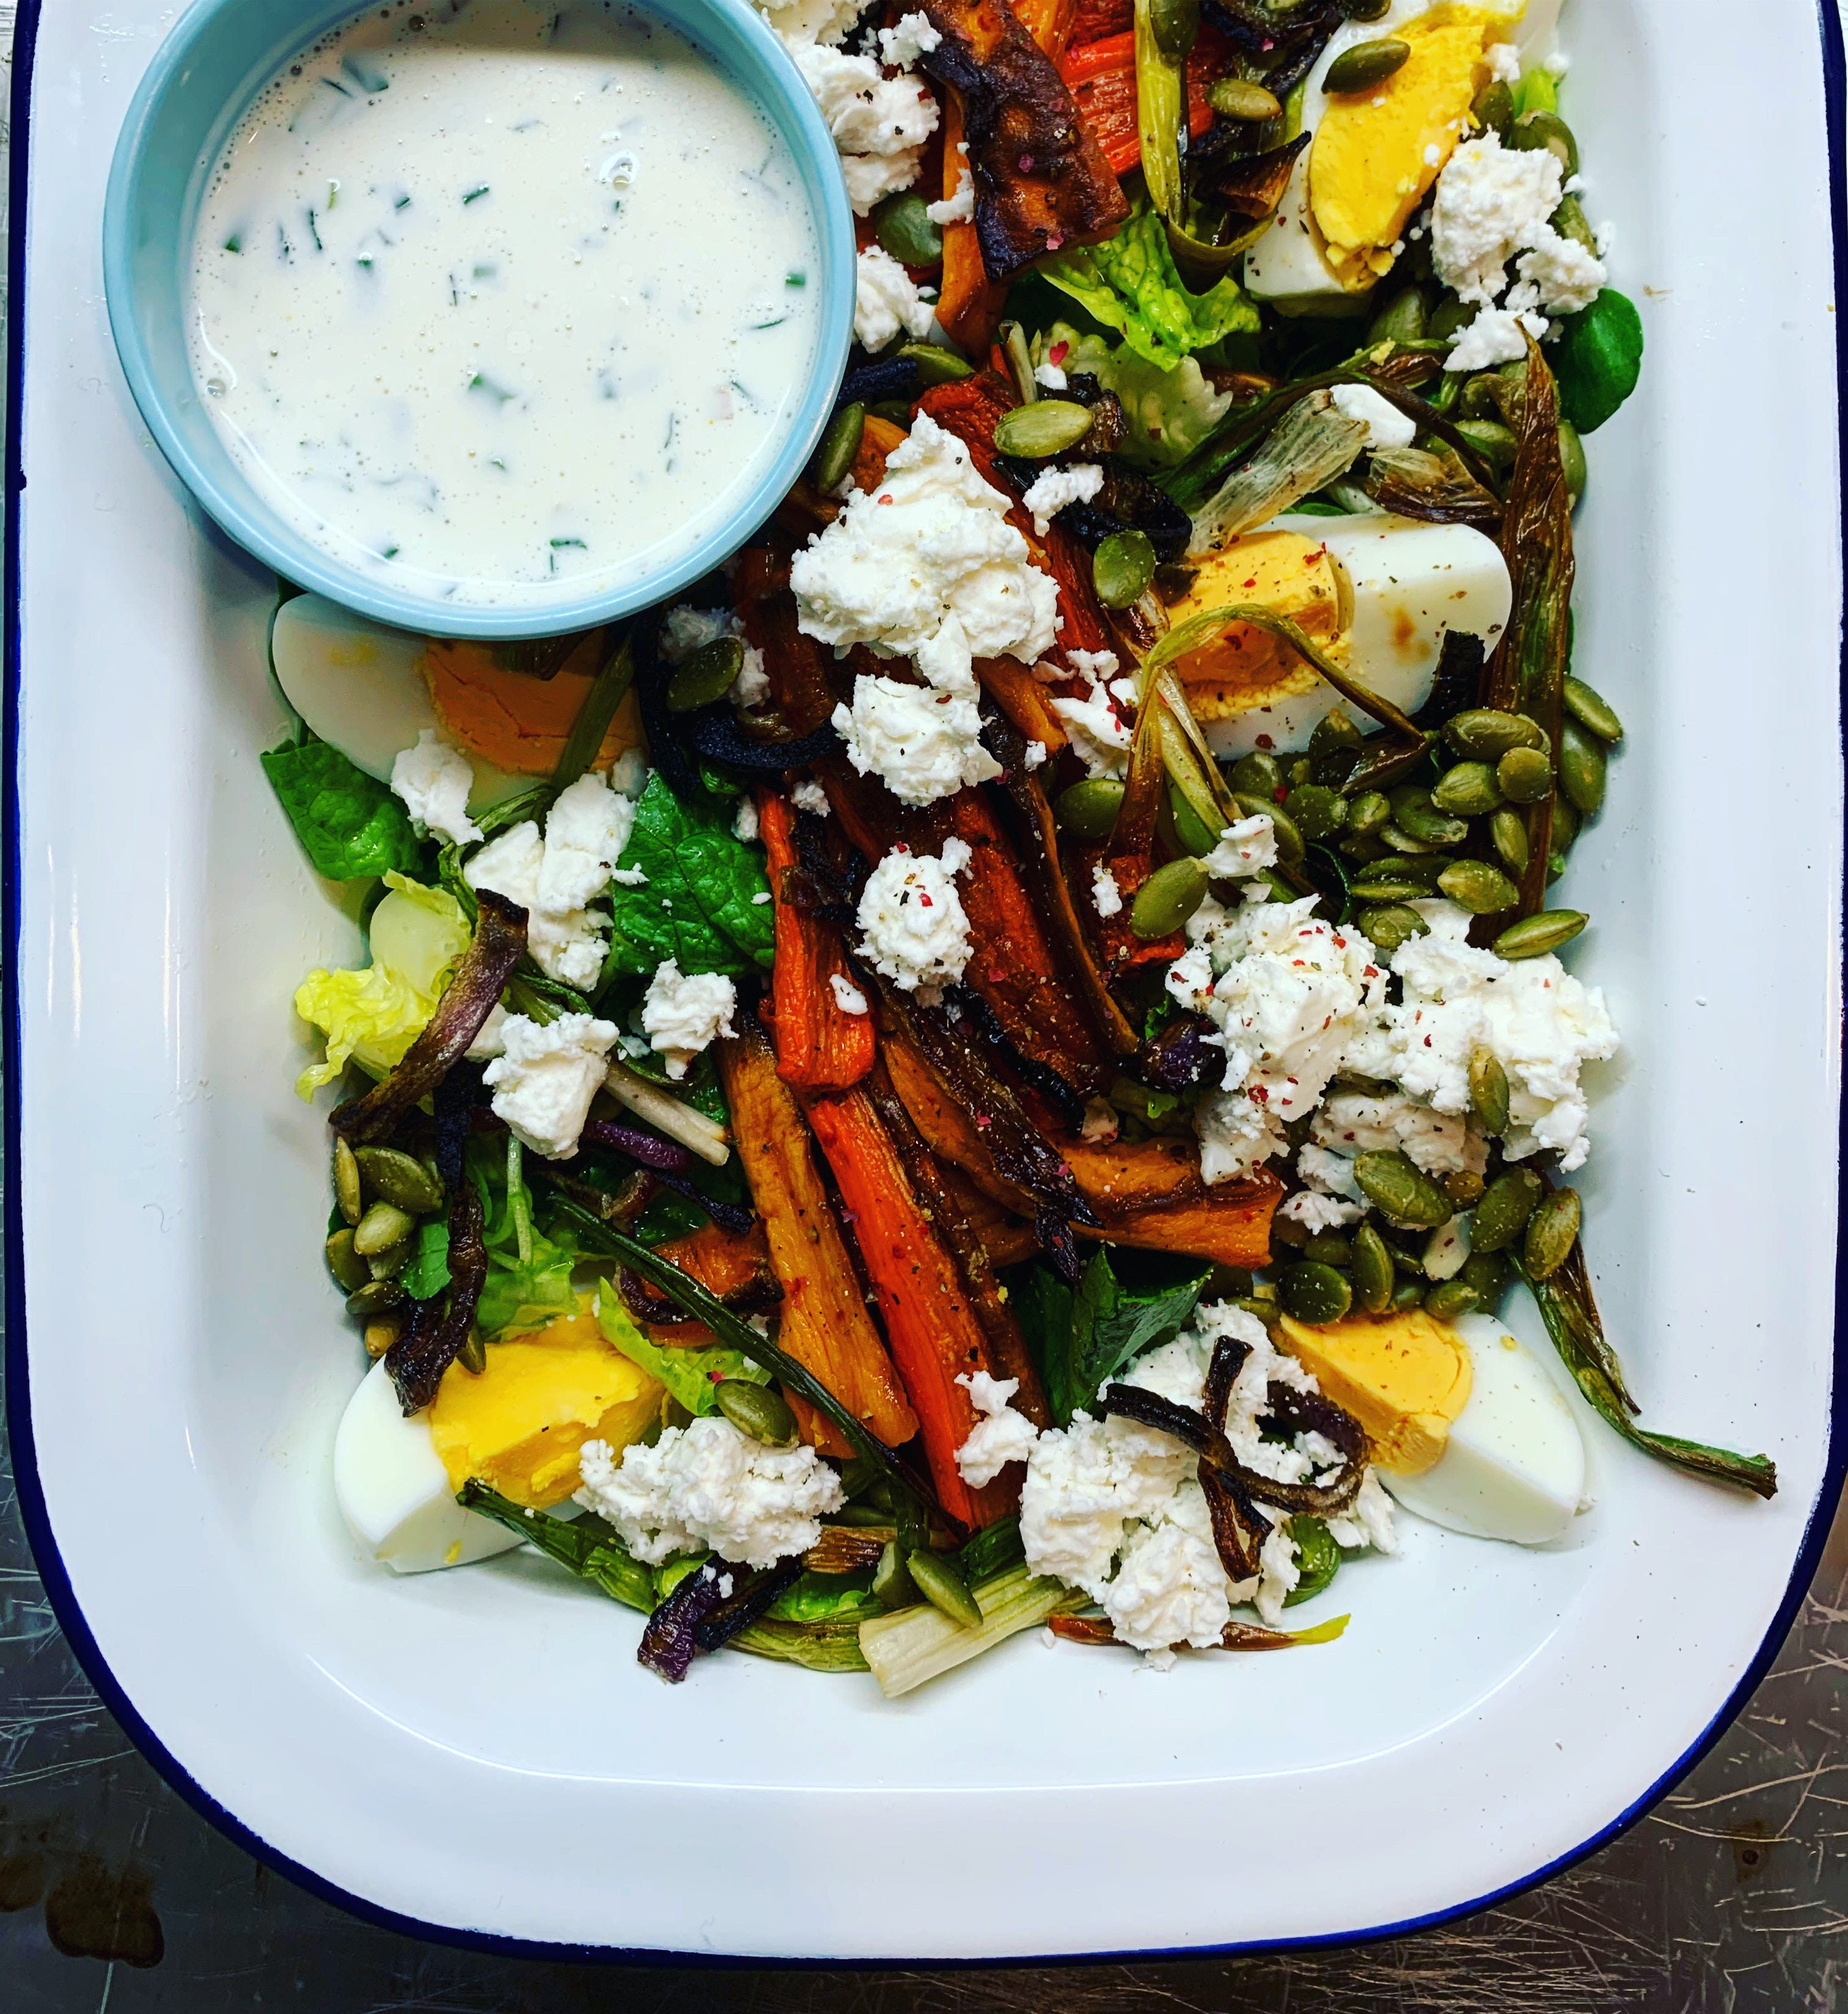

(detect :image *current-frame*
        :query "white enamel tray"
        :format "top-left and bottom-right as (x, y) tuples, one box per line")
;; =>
(8, 0), (1846, 1962)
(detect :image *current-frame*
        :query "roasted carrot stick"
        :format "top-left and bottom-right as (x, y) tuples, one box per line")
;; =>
(935, 97), (1008, 353)
(735, 548), (844, 736)
(758, 791), (876, 1094)
(718, 1029), (917, 1454)
(803, 1085), (1021, 1526)
(632, 1220), (778, 1349)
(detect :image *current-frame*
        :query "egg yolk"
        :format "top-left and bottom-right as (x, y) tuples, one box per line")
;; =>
(1162, 531), (1348, 722)
(1277, 1308), (1475, 1475)
(424, 629), (644, 777)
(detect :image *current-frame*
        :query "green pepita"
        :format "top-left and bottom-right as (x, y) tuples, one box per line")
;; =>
(1471, 76), (1514, 141)
(1438, 859), (1519, 915)
(1558, 419), (1587, 505)
(994, 398), (1094, 460)
(1431, 761), (1505, 816)
(345, 1278), (406, 1318)
(1443, 708), (1544, 759)
(1427, 294), (1474, 345)
(1559, 719), (1607, 816)
(1490, 806), (1530, 873)
(1496, 744), (1554, 804)
(1352, 1149), (1453, 1229)
(1563, 676), (1624, 744)
(874, 192), (943, 267)
(1150, 0), (1200, 57)
(873, 1539), (915, 1610)
(1552, 796), (1581, 854)
(1207, 75), (1281, 120)
(1350, 1221), (1395, 1313)
(667, 635), (744, 712)
(353, 1199), (417, 1256)
(1523, 1186), (1581, 1281)
(908, 1548), (985, 1630)
(1324, 37), (1410, 93)
(1355, 903), (1429, 953)
(367, 1239), (413, 1282)
(457, 1331), (488, 1375)
(1169, 786), (1220, 857)
(1390, 788), (1469, 848)
(1093, 529), (1159, 609)
(1348, 789), (1391, 837)
(1443, 1167), (1485, 1207)
(1229, 750), (1284, 799)
(1509, 106), (1579, 177)
(1493, 909), (1586, 960)
(1470, 1167), (1544, 1254)
(326, 1228), (369, 1294)
(1451, 417), (1519, 473)
(1550, 193), (1599, 257)
(1285, 783), (1348, 843)
(1055, 777), (1126, 840)
(354, 1144), (444, 1214)
(1280, 1261), (1354, 1326)
(1460, 1248), (1511, 1305)
(1233, 791), (1304, 864)
(1390, 1278), (1427, 1312)
(1131, 856), (1210, 939)
(715, 1378), (799, 1448)
(334, 1137), (363, 1226)
(898, 340), (974, 386)
(363, 1317), (402, 1359)
(1469, 1047), (1511, 1135)
(1302, 1233), (1353, 1268)
(1308, 706), (1364, 760)
(1338, 0), (1392, 18)
(1367, 285), (1429, 346)
(1424, 1278), (1481, 1323)
(810, 401), (865, 493)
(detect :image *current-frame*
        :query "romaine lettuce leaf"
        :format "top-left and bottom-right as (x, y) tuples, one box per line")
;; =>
(595, 1283), (772, 1413)
(262, 734), (425, 882)
(1036, 321), (1236, 471)
(606, 775), (775, 977)
(1039, 197), (1260, 372)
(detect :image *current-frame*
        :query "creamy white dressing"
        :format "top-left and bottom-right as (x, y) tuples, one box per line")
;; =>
(189, 0), (821, 607)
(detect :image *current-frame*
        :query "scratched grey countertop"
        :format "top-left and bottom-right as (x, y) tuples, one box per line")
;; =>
(6, 7), (1848, 2009)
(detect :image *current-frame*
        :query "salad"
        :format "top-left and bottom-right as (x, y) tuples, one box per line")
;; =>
(274, 0), (1776, 1697)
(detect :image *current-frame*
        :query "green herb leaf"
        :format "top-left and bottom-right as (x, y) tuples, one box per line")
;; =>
(766, 1570), (874, 1623)
(261, 735), (425, 881)
(1019, 1246), (1212, 1427)
(606, 774), (775, 977)
(1550, 288), (1643, 434)
(594, 1283), (771, 1414)
(400, 1218), (452, 1301)
(1283, 1515), (1342, 1606)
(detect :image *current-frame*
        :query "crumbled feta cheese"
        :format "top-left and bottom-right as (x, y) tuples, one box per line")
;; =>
(1023, 739), (1048, 769)
(1019, 461), (1104, 536)
(1445, 302), (1550, 372)
(732, 796), (760, 842)
(1066, 647), (1120, 681)
(1542, 48), (1571, 76)
(790, 777), (831, 817)
(641, 960), (738, 1079)
(1330, 383), (1418, 451)
(878, 9), (941, 67)
(1019, 1410), (1195, 1599)
(955, 1371), (1040, 1487)
(925, 166), (974, 225)
(481, 1011), (619, 1159)
(855, 837), (973, 993)
(1091, 862), (1124, 919)
(783, 38), (938, 216)
(1034, 359), (1068, 392)
(576, 1416), (844, 1569)
(1298, 1140), (1364, 1200)
(607, 749), (650, 798)
(1431, 132), (1564, 306)
(1327, 1467), (1398, 1553)
(1253, 1508), (1300, 1628)
(1515, 229), (1607, 317)
(390, 730), (482, 848)
(831, 615), (1002, 807)
(1277, 1189), (1363, 1232)
(538, 770), (637, 913)
(1201, 814), (1278, 881)
(1484, 40), (1522, 82)
(465, 1000), (508, 1063)
(1049, 676), (1132, 780)
(750, 0), (866, 46)
(732, 648), (771, 709)
(464, 822), (608, 991)
(791, 411), (1059, 665)
(1102, 1481), (1231, 1653)
(1172, 898), (1387, 1183)
(658, 604), (743, 664)
(1080, 1096), (1120, 1144)
(829, 971), (870, 1016)
(1310, 1085), (1484, 1177)
(853, 243), (936, 350)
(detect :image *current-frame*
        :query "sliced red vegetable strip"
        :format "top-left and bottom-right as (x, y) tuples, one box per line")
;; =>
(758, 791), (876, 1094)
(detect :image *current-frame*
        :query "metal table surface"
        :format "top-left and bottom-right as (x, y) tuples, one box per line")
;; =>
(5, 5), (1847, 2007)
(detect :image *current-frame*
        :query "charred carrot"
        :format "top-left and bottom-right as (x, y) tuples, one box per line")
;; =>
(735, 549), (844, 735)
(629, 1219), (779, 1348)
(803, 1085), (1020, 1527)
(975, 655), (1069, 755)
(718, 1029), (917, 1454)
(935, 98), (1008, 352)
(758, 791), (876, 1094)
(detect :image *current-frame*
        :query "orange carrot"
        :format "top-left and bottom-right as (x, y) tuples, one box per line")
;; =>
(976, 655), (1069, 754)
(757, 791), (876, 1094)
(803, 1085), (1020, 1527)
(936, 97), (1008, 353)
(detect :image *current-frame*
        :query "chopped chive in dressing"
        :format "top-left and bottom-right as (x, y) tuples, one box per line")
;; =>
(461, 184), (490, 204)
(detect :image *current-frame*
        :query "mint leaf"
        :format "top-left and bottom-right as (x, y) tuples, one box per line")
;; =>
(1551, 288), (1643, 435)
(606, 775), (775, 976)
(401, 1218), (451, 1301)
(595, 1284), (772, 1413)
(261, 735), (425, 882)
(1018, 1246), (1212, 1426)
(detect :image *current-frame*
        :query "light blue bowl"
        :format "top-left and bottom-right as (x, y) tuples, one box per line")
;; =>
(103, 0), (853, 640)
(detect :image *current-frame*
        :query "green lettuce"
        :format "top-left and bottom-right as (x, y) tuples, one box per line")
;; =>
(1014, 1245), (1212, 1427)
(1036, 321), (1236, 471)
(468, 1133), (583, 1336)
(1039, 197), (1260, 372)
(606, 775), (775, 977)
(262, 733), (425, 882)
(595, 1283), (771, 1414)
(768, 1571), (873, 1622)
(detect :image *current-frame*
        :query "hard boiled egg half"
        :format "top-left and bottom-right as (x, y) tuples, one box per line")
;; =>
(1166, 511), (1511, 758)
(271, 594), (643, 808)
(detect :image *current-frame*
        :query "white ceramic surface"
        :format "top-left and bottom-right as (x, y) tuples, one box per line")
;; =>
(9, 0), (1845, 1962)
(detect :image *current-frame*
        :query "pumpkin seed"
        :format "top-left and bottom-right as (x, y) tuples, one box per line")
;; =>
(1427, 294), (1474, 344)
(1510, 107), (1579, 176)
(1324, 37), (1409, 93)
(1423, 1217), (1468, 1282)
(1350, 1221), (1395, 1313)
(1093, 529), (1158, 609)
(1169, 786), (1220, 857)
(1357, 848), (1449, 887)
(353, 1199), (417, 1256)
(875, 192), (943, 266)
(1523, 1186), (1581, 1281)
(1207, 75), (1281, 120)
(1352, 1149), (1453, 1229)
(810, 401), (865, 493)
(1308, 706), (1363, 759)
(1303, 1233), (1353, 1267)
(1131, 857), (1210, 939)
(1550, 193), (1599, 257)
(1234, 1295), (1284, 1329)
(1150, 0), (1200, 57)
(873, 1539), (915, 1610)
(898, 340), (974, 386)
(716, 1378), (799, 1448)
(363, 1317), (402, 1360)
(1285, 783), (1348, 842)
(667, 635), (744, 712)
(367, 1239), (413, 1282)
(326, 1229), (369, 1294)
(870, 398), (914, 423)
(1493, 909), (1586, 960)
(354, 1144), (444, 1214)
(1229, 750), (1284, 799)
(1390, 1278), (1427, 1312)
(1552, 796), (1581, 853)
(334, 1138), (363, 1226)
(1559, 719), (1607, 815)
(1472, 77), (1514, 141)
(1348, 789), (1390, 837)
(1356, 903), (1429, 953)
(1055, 777), (1126, 840)
(1460, 1248), (1511, 1304)
(1470, 1167), (1544, 1254)
(1563, 676), (1624, 745)
(994, 398), (1094, 459)
(1390, 788), (1469, 847)
(1496, 744), (1553, 804)
(1453, 417), (1519, 472)
(1443, 708), (1544, 759)
(1233, 791), (1304, 863)
(908, 1548), (985, 1630)
(1424, 1278), (1481, 1323)
(1469, 1047), (1511, 1135)
(1377, 822), (1437, 857)
(1338, 0), (1391, 18)
(345, 1278), (406, 1317)
(1367, 285), (1429, 346)
(1558, 420), (1587, 505)
(1490, 806), (1530, 873)
(1280, 1261), (1354, 1326)
(1432, 761), (1505, 816)
(1443, 1167), (1485, 1208)
(457, 1331), (488, 1375)
(1437, 859), (1519, 915)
